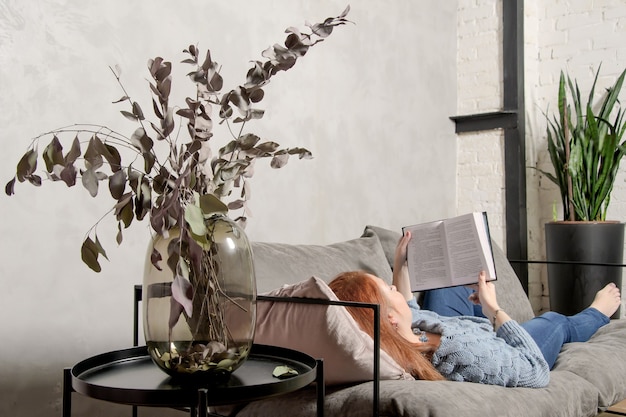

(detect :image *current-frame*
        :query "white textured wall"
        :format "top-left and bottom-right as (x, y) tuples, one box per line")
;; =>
(457, 0), (626, 314)
(0, 1), (457, 416)
(456, 0), (505, 247)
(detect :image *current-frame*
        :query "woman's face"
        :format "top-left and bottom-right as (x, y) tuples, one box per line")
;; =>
(368, 274), (412, 326)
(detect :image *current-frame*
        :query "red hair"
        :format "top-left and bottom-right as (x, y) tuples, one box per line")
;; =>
(329, 271), (444, 381)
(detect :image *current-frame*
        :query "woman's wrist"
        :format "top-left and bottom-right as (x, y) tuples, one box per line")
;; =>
(490, 308), (511, 331)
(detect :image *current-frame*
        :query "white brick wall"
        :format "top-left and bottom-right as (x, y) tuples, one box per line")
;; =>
(457, 0), (626, 314)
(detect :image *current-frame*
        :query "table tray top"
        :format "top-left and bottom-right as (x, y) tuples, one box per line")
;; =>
(71, 344), (318, 407)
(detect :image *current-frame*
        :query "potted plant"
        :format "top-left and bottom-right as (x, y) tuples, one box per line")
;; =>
(540, 65), (626, 317)
(4, 6), (350, 379)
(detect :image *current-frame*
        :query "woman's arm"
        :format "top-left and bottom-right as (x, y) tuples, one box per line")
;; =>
(469, 271), (512, 331)
(392, 231), (414, 301)
(433, 318), (551, 387)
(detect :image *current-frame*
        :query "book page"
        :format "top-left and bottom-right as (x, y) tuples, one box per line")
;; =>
(444, 212), (496, 284)
(403, 212), (496, 291)
(403, 221), (453, 291)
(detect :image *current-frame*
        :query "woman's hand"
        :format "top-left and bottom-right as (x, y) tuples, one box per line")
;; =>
(469, 271), (510, 331)
(393, 231), (414, 301)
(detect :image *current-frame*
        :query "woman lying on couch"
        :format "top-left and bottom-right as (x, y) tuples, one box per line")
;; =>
(329, 231), (621, 388)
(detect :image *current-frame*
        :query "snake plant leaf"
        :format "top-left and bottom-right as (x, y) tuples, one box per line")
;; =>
(568, 141), (583, 178)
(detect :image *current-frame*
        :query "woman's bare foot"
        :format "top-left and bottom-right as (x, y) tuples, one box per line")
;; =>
(589, 283), (622, 317)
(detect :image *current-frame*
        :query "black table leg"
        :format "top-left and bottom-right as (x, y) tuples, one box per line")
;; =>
(316, 359), (325, 417)
(63, 368), (73, 417)
(197, 388), (208, 417)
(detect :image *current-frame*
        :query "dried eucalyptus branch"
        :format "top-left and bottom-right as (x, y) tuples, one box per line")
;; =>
(5, 6), (352, 276)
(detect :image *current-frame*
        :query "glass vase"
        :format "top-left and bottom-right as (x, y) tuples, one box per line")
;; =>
(142, 213), (256, 381)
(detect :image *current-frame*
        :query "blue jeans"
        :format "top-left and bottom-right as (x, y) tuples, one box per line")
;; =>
(422, 286), (610, 368)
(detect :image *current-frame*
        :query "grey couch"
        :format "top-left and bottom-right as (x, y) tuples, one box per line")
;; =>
(236, 225), (626, 417)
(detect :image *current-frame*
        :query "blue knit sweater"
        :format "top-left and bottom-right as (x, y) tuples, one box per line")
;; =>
(408, 299), (550, 387)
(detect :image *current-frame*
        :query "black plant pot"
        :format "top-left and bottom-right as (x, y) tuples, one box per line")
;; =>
(545, 222), (624, 319)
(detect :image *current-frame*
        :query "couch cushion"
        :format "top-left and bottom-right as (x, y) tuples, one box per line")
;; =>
(553, 319), (626, 408)
(363, 225), (535, 323)
(236, 370), (599, 417)
(254, 276), (413, 386)
(252, 231), (393, 293)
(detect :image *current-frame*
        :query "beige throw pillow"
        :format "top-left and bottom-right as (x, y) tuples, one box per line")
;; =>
(255, 276), (413, 385)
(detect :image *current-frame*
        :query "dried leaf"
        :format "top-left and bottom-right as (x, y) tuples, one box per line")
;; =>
(120, 110), (138, 121)
(248, 88), (264, 103)
(16, 149), (38, 182)
(184, 204), (207, 236)
(270, 153), (289, 169)
(272, 365), (298, 379)
(84, 137), (104, 170)
(199, 193), (228, 214)
(135, 179), (152, 220)
(108, 170), (127, 200)
(116, 222), (123, 245)
(5, 177), (16, 195)
(64, 136), (81, 164)
(112, 95), (129, 104)
(81, 237), (101, 273)
(60, 164), (77, 187)
(239, 133), (260, 150)
(101, 142), (123, 172)
(81, 168), (99, 197)
(256, 141), (280, 153)
(168, 298), (184, 329)
(130, 128), (154, 153)
(171, 275), (193, 317)
(132, 101), (145, 120)
(27, 175), (42, 186)
(43, 136), (64, 172)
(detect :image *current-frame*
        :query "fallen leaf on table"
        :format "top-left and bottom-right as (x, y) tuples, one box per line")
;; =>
(272, 365), (299, 379)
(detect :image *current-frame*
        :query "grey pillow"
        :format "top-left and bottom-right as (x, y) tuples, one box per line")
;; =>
(252, 232), (393, 293)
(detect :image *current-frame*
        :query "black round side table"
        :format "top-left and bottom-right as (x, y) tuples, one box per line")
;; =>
(62, 344), (323, 417)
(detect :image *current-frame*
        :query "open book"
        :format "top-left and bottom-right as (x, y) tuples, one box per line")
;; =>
(402, 212), (496, 292)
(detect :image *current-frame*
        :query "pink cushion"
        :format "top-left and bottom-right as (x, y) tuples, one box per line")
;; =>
(255, 276), (413, 385)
